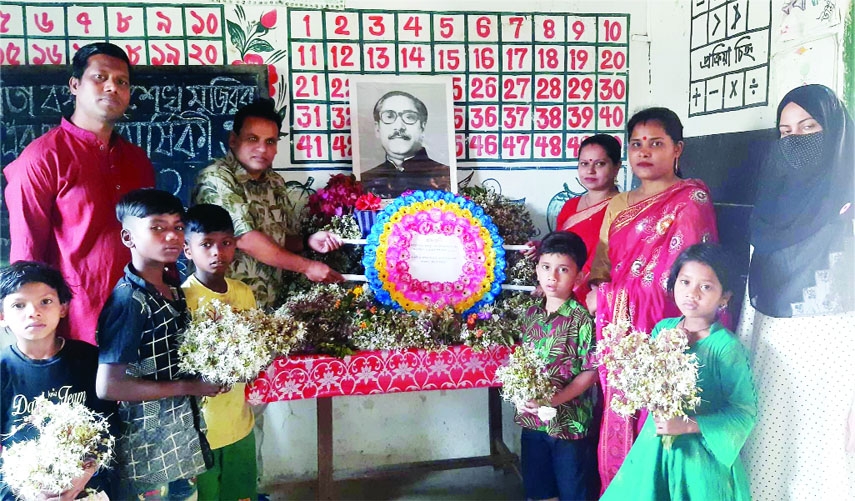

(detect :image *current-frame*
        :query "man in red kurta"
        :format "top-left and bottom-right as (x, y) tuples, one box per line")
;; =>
(4, 42), (155, 345)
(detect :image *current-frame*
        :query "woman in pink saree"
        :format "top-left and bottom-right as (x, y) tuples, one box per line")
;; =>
(587, 108), (719, 491)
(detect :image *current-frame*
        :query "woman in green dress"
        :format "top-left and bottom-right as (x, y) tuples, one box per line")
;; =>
(601, 244), (757, 500)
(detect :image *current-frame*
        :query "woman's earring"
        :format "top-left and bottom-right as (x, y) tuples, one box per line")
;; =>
(673, 158), (680, 174)
(717, 303), (727, 312)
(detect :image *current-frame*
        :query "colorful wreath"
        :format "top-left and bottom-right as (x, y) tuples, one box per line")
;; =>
(362, 190), (506, 313)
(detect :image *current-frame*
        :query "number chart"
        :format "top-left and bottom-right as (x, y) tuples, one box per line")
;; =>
(288, 9), (629, 167)
(0, 3), (226, 66)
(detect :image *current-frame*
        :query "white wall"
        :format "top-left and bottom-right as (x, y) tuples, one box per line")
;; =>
(258, 0), (852, 485)
(261, 0), (648, 484)
(4, 0), (850, 485)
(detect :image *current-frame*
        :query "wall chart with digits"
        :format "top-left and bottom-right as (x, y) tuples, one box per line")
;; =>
(689, 0), (772, 116)
(288, 9), (630, 167)
(0, 3), (226, 66)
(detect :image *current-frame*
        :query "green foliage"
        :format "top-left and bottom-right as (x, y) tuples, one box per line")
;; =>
(459, 185), (538, 245)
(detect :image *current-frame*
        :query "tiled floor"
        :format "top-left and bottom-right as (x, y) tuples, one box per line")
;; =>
(266, 466), (524, 500)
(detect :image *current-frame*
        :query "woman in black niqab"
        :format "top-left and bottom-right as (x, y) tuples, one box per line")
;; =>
(739, 84), (855, 501)
(748, 84), (854, 317)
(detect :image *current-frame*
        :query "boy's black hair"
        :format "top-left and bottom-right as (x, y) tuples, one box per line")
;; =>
(233, 98), (283, 135)
(579, 133), (622, 165)
(116, 188), (185, 223)
(71, 42), (132, 80)
(184, 204), (235, 236)
(537, 231), (587, 270)
(0, 261), (73, 310)
(666, 243), (736, 296)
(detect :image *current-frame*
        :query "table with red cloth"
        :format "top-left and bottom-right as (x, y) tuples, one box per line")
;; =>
(247, 345), (518, 499)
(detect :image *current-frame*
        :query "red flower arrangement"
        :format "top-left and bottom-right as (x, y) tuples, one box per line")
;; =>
(355, 193), (382, 211)
(307, 174), (365, 222)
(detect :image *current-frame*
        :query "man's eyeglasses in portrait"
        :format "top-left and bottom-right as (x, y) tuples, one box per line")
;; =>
(379, 110), (421, 125)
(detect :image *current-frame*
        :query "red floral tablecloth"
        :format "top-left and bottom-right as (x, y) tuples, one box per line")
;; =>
(246, 345), (512, 404)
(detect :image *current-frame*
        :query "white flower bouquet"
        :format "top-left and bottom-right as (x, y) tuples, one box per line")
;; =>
(597, 320), (702, 447)
(179, 299), (306, 386)
(495, 343), (557, 421)
(1, 397), (115, 501)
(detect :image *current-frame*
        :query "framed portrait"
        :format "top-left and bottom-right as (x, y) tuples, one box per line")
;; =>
(350, 75), (457, 199)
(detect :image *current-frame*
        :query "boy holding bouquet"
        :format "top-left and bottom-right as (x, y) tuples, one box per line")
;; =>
(0, 261), (117, 500)
(516, 231), (599, 501)
(95, 189), (224, 500)
(181, 204), (258, 500)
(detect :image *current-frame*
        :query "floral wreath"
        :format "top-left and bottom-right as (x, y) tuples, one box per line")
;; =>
(362, 190), (506, 313)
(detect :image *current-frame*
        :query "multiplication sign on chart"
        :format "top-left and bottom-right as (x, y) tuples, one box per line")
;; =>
(288, 9), (629, 166)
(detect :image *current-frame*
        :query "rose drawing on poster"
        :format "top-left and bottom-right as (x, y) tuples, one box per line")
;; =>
(227, 5), (287, 111)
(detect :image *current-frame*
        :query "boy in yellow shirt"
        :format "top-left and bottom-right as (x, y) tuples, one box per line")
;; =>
(182, 204), (257, 500)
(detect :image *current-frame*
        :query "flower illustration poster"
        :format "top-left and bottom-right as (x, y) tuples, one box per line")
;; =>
(226, 5), (288, 114)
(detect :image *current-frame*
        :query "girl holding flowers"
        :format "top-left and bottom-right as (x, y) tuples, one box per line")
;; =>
(601, 244), (757, 500)
(587, 107), (719, 489)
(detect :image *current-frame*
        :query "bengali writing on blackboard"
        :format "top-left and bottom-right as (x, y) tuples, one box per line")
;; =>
(2, 77), (258, 165)
(0, 66), (265, 202)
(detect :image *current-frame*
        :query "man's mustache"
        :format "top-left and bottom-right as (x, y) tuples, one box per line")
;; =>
(388, 131), (412, 140)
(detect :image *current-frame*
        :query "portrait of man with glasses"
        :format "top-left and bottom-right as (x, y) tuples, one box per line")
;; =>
(360, 90), (453, 198)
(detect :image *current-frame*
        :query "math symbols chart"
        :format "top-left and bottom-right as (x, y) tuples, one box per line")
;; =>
(689, 0), (771, 116)
(288, 9), (630, 165)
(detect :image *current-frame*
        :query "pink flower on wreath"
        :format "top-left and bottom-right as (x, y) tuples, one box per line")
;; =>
(232, 53), (279, 97)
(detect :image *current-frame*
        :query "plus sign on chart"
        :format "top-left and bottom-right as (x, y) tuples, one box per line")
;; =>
(688, 0), (770, 116)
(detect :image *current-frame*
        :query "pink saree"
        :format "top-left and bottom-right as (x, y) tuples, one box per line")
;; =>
(595, 179), (719, 490)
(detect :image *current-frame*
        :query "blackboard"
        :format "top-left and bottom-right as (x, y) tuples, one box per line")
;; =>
(682, 127), (778, 321)
(0, 64), (267, 264)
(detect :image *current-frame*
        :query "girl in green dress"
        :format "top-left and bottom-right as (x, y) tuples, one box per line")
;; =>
(601, 244), (757, 500)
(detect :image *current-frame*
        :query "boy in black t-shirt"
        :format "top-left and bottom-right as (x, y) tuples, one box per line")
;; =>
(0, 261), (117, 500)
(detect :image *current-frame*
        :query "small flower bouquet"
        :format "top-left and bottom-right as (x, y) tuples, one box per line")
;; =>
(597, 320), (702, 447)
(354, 193), (383, 238)
(458, 185), (538, 245)
(179, 299), (306, 386)
(495, 343), (557, 421)
(275, 284), (364, 357)
(460, 307), (517, 351)
(306, 173), (364, 223)
(351, 304), (434, 351)
(1, 398), (115, 501)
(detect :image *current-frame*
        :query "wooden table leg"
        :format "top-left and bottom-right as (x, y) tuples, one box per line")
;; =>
(317, 397), (334, 500)
(488, 387), (520, 475)
(488, 387), (502, 467)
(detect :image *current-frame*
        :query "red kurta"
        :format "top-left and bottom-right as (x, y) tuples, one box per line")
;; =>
(554, 195), (612, 308)
(4, 118), (155, 345)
